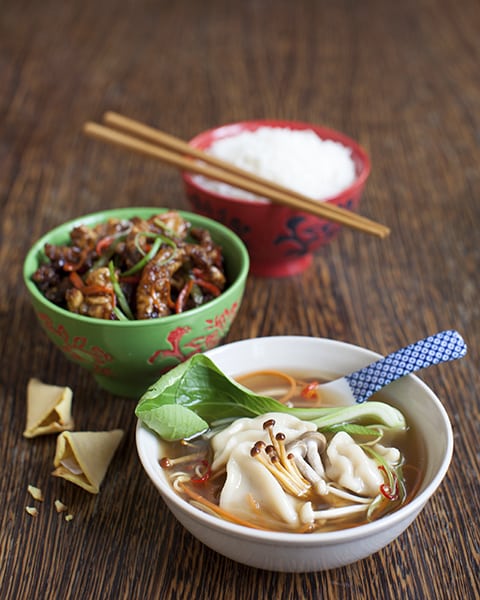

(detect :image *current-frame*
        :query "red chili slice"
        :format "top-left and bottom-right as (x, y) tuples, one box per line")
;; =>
(301, 381), (319, 399)
(95, 236), (113, 255)
(63, 248), (88, 272)
(69, 271), (85, 289)
(190, 460), (212, 485)
(176, 279), (194, 313)
(193, 278), (221, 297)
(378, 465), (399, 500)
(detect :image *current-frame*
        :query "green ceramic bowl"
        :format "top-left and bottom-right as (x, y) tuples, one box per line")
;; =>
(23, 207), (249, 398)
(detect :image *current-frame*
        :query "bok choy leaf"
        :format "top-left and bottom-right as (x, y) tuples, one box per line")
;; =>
(135, 354), (406, 440)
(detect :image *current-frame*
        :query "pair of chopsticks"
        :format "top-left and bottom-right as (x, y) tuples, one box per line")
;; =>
(83, 112), (390, 238)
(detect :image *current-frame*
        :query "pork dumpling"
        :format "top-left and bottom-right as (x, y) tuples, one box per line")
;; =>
(324, 431), (383, 497)
(23, 378), (74, 438)
(218, 440), (304, 527)
(211, 412), (316, 471)
(52, 429), (124, 494)
(211, 413), (316, 528)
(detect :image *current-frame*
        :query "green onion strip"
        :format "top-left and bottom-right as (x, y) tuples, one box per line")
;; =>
(113, 306), (129, 321)
(152, 217), (177, 238)
(123, 233), (176, 277)
(108, 261), (134, 320)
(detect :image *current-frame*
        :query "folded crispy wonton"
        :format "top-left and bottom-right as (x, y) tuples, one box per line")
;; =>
(23, 378), (74, 438)
(52, 430), (124, 494)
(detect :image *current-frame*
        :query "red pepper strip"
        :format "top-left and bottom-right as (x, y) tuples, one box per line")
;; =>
(69, 272), (111, 297)
(378, 465), (399, 500)
(95, 236), (113, 255)
(193, 278), (221, 297)
(176, 279), (194, 313)
(63, 249), (88, 272)
(69, 271), (85, 289)
(192, 267), (206, 278)
(301, 381), (320, 400)
(190, 460), (212, 485)
(82, 284), (113, 296)
(380, 483), (398, 500)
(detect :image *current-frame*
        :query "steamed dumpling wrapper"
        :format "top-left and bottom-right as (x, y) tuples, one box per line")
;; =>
(211, 413), (317, 471)
(324, 431), (384, 496)
(211, 413), (316, 527)
(23, 378), (74, 438)
(52, 430), (124, 494)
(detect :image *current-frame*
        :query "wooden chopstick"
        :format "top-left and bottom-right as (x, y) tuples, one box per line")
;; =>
(101, 113), (390, 238)
(83, 114), (390, 238)
(103, 112), (344, 203)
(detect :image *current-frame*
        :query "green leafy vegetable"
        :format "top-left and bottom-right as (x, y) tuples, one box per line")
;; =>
(135, 354), (407, 440)
(139, 404), (209, 441)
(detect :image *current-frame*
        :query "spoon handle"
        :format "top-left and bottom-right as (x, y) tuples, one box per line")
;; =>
(346, 330), (467, 403)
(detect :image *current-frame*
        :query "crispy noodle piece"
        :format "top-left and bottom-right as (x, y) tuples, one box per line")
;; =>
(23, 378), (74, 438)
(52, 430), (124, 494)
(54, 499), (68, 513)
(27, 485), (44, 501)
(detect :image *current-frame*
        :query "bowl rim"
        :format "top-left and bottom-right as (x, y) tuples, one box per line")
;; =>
(181, 119), (371, 206)
(23, 206), (250, 327)
(135, 335), (454, 545)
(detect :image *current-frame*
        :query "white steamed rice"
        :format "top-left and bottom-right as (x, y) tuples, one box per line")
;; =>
(193, 126), (356, 202)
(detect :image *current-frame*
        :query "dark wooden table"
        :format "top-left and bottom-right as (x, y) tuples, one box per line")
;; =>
(1, 0), (479, 598)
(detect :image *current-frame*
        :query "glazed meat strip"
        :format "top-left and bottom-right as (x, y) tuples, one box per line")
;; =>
(186, 227), (226, 290)
(136, 247), (186, 319)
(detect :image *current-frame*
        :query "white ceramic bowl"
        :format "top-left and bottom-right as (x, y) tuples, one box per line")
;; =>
(135, 336), (453, 572)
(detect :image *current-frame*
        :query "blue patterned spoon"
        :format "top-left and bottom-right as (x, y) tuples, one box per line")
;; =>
(317, 330), (467, 406)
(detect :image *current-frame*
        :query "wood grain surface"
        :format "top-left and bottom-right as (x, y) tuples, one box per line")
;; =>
(1, 0), (479, 598)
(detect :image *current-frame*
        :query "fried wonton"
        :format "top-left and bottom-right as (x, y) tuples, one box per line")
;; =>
(52, 430), (124, 494)
(23, 378), (74, 438)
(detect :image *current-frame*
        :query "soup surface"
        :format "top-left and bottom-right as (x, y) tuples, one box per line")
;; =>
(158, 370), (421, 533)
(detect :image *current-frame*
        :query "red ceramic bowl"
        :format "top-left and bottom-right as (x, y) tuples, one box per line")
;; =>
(182, 120), (371, 277)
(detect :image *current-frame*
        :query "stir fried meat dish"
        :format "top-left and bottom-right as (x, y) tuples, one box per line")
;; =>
(32, 211), (227, 320)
